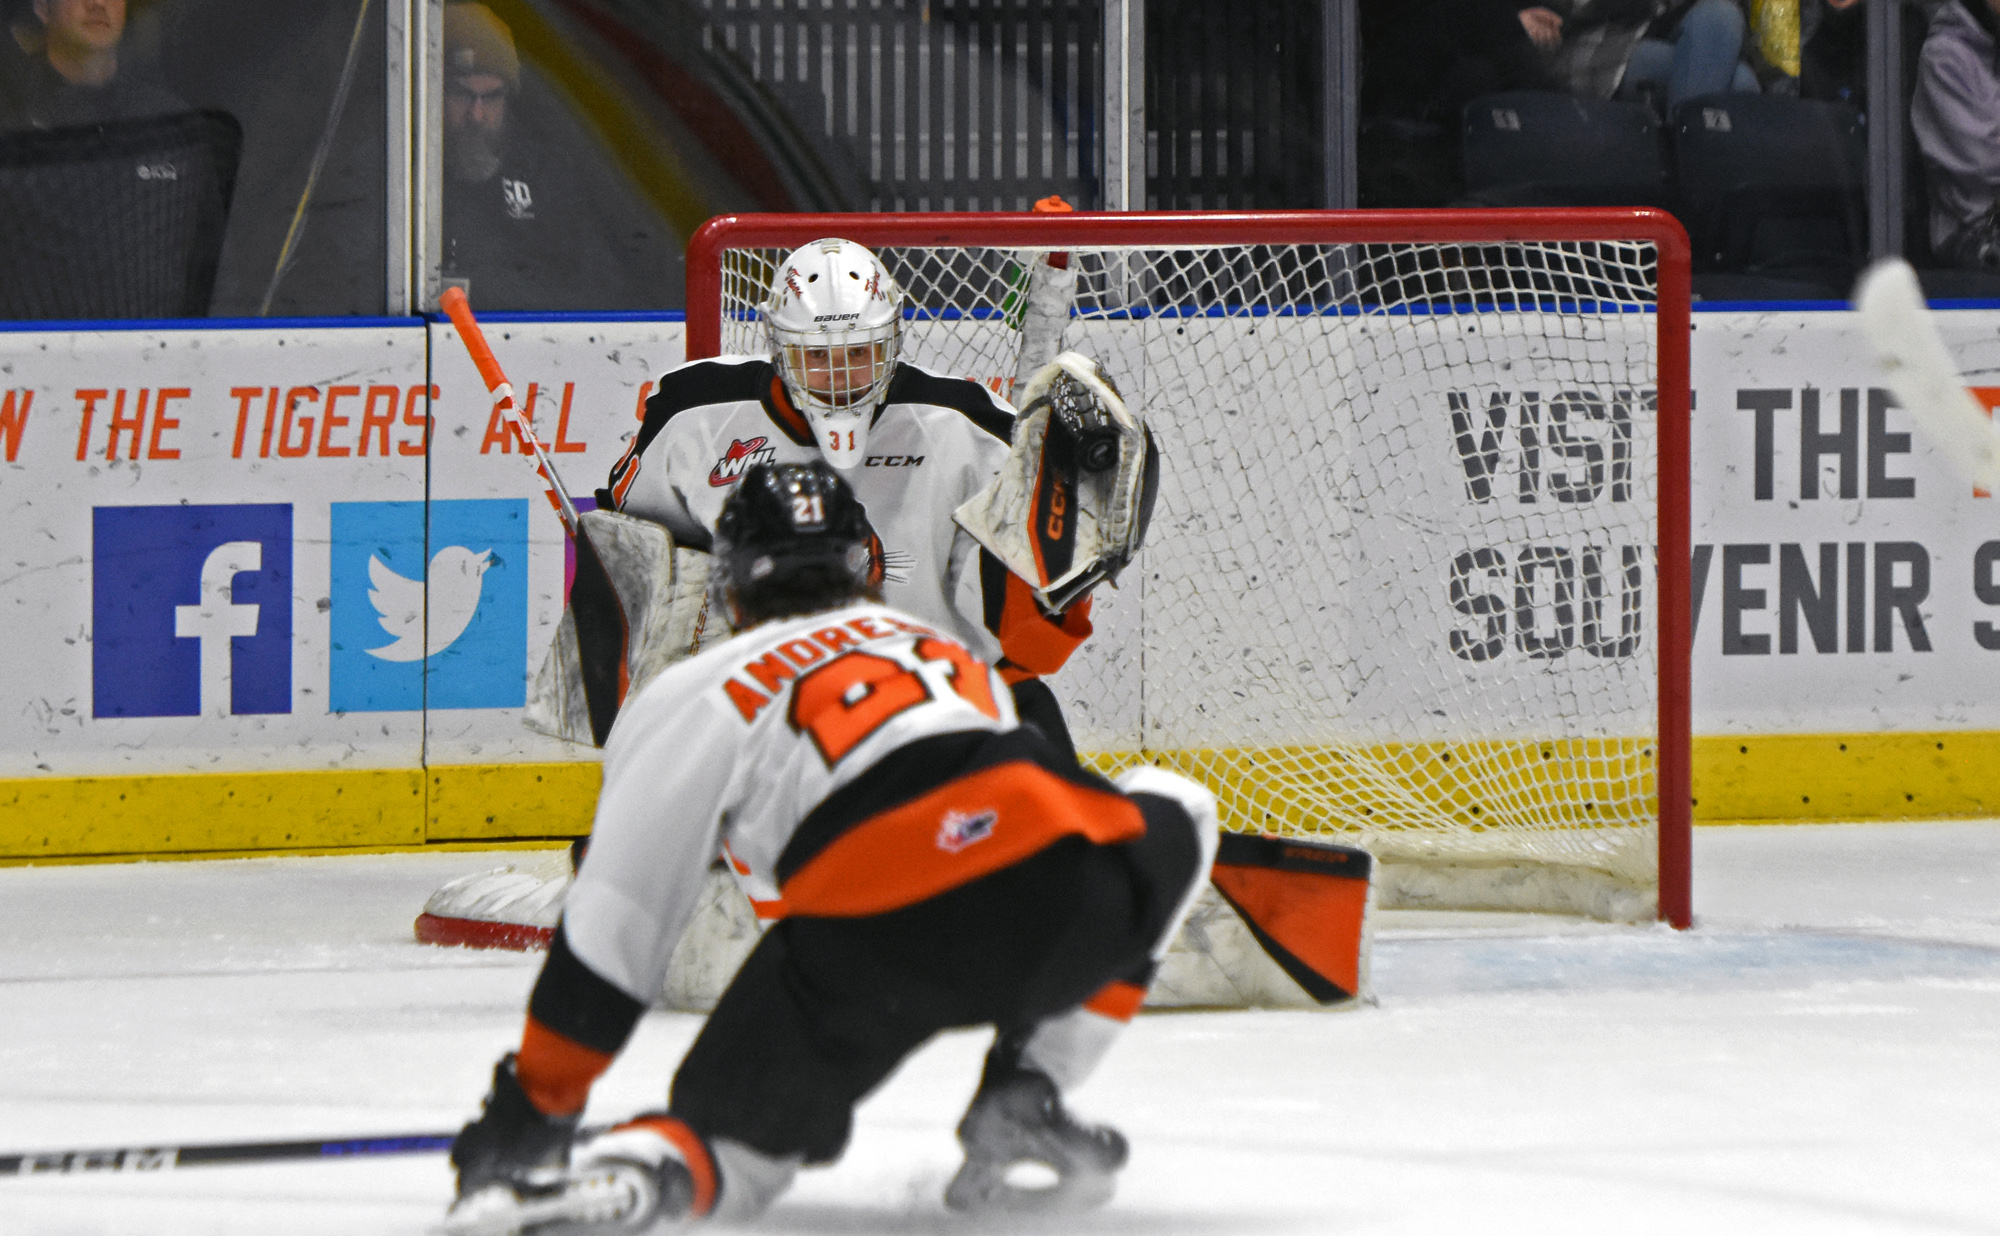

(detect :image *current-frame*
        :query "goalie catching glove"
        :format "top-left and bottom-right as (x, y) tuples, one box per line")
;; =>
(955, 352), (1159, 614)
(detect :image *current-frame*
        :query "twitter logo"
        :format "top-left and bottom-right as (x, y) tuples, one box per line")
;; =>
(330, 500), (528, 712)
(366, 546), (493, 662)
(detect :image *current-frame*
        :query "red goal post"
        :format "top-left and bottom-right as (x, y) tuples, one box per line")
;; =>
(687, 209), (1692, 928)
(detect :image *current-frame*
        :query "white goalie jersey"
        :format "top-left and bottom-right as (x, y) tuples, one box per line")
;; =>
(606, 356), (1016, 660)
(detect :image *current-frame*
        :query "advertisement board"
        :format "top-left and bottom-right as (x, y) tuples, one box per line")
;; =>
(0, 318), (682, 855)
(1690, 310), (2000, 731)
(421, 316), (682, 837)
(5, 306), (1998, 858)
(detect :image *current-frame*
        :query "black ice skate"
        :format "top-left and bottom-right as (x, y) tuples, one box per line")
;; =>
(943, 1067), (1129, 1215)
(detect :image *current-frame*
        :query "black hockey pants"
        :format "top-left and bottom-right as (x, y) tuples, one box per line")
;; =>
(665, 789), (1203, 1164)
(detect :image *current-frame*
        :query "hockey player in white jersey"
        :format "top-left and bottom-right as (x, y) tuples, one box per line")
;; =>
(602, 236), (1093, 753)
(442, 463), (1218, 1233)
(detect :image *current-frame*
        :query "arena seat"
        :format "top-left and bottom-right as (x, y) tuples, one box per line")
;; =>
(1673, 94), (1865, 297)
(1460, 91), (1667, 208)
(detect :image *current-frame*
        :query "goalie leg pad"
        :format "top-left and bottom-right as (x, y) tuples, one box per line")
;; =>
(1205, 832), (1374, 1006)
(525, 512), (730, 748)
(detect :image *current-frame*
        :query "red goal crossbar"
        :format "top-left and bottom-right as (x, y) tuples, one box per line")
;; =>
(687, 208), (1693, 928)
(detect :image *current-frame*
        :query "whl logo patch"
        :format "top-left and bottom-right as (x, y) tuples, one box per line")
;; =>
(937, 808), (998, 853)
(709, 437), (776, 486)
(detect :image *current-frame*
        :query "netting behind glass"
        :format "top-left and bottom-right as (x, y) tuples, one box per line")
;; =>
(0, 111), (240, 321)
(718, 239), (1663, 919)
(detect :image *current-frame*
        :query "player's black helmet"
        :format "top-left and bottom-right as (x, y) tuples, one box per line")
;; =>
(712, 461), (882, 626)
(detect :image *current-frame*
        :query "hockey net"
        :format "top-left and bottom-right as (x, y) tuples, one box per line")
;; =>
(689, 211), (1691, 925)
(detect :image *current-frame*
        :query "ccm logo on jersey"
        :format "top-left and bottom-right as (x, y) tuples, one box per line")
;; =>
(937, 808), (998, 853)
(709, 437), (778, 486)
(863, 455), (924, 467)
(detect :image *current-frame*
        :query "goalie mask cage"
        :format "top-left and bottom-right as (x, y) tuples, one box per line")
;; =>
(688, 210), (1692, 928)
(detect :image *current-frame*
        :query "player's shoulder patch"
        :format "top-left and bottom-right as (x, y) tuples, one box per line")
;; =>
(882, 362), (1017, 444)
(649, 355), (772, 423)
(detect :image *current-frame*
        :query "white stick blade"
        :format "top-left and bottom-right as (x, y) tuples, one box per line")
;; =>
(1853, 257), (2000, 491)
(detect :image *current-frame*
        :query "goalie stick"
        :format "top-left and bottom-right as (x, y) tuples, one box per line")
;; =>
(439, 287), (628, 743)
(1853, 257), (2000, 490)
(440, 287), (583, 538)
(1002, 195), (1079, 405)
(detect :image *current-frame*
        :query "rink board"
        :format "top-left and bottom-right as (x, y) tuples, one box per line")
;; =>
(3, 307), (2000, 857)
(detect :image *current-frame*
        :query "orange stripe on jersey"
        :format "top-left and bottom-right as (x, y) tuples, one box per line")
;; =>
(617, 1116), (718, 1217)
(766, 375), (813, 443)
(607, 434), (644, 506)
(771, 762), (1144, 918)
(1083, 980), (1147, 1022)
(517, 1016), (615, 1117)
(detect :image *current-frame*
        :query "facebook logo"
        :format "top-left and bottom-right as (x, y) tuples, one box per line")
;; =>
(328, 499), (528, 712)
(93, 504), (292, 718)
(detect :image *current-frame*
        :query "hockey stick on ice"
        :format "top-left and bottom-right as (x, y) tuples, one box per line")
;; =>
(1, 1131), (456, 1175)
(3, 1123), (621, 1176)
(1853, 257), (2000, 490)
(439, 286), (584, 539)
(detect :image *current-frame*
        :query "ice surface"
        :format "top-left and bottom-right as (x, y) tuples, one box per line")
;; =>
(3, 824), (1997, 1235)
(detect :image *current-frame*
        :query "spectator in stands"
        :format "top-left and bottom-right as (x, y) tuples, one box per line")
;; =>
(1526, 0), (1760, 114)
(0, 0), (181, 131)
(1913, 0), (2000, 270)
(1796, 0), (1865, 103)
(1362, 0), (1562, 125)
(1732, 0), (1865, 101)
(441, 2), (655, 310)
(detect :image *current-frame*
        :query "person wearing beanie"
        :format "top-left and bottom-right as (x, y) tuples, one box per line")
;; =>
(438, 1), (655, 310)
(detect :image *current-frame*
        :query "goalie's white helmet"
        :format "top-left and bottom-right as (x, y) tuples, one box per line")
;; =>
(764, 238), (902, 470)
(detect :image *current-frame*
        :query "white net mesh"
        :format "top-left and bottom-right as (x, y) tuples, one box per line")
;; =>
(716, 239), (1664, 920)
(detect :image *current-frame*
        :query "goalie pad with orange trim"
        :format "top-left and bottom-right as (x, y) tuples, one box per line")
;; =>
(523, 509), (733, 747)
(1147, 832), (1374, 1010)
(954, 353), (1159, 614)
(428, 836), (1369, 1014)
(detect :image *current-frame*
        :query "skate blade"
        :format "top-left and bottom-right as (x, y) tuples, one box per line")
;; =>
(943, 1157), (1117, 1216)
(430, 1168), (648, 1236)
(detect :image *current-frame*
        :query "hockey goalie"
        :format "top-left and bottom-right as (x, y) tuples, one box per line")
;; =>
(442, 462), (1220, 1231)
(425, 241), (1372, 1019)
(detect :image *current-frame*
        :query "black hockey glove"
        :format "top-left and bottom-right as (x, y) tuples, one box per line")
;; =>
(451, 1053), (582, 1197)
